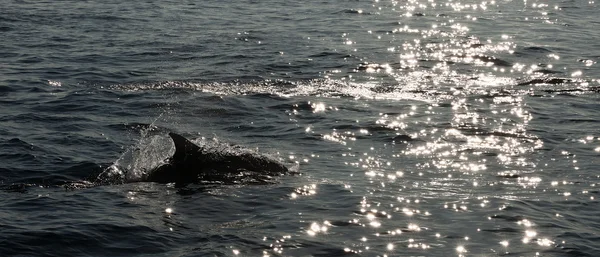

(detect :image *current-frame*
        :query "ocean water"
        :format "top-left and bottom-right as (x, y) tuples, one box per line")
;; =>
(1, 0), (599, 256)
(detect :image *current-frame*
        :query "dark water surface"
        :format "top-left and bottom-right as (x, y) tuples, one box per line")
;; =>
(1, 0), (599, 256)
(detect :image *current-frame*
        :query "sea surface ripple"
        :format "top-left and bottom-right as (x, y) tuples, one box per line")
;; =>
(1, 0), (599, 256)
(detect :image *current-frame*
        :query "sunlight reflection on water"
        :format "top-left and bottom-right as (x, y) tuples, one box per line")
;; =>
(2, 0), (599, 256)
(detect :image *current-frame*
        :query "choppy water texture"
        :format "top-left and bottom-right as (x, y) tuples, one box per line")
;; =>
(1, 0), (599, 256)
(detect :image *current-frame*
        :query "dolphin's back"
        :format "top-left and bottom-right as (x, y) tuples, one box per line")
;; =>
(146, 133), (290, 185)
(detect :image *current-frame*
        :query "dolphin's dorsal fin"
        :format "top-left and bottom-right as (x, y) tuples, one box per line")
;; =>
(169, 132), (202, 160)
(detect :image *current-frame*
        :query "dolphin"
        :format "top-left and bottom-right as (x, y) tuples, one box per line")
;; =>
(137, 133), (291, 186)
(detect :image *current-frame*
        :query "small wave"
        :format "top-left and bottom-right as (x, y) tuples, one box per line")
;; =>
(523, 46), (553, 53)
(308, 51), (352, 59)
(337, 9), (372, 15)
(108, 79), (437, 102)
(533, 69), (563, 74)
(447, 54), (513, 67)
(518, 77), (571, 86)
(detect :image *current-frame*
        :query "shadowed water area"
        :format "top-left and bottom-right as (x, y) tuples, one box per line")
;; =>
(1, 0), (599, 256)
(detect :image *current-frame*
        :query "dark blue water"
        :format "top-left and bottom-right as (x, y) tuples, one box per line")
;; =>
(1, 0), (599, 256)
